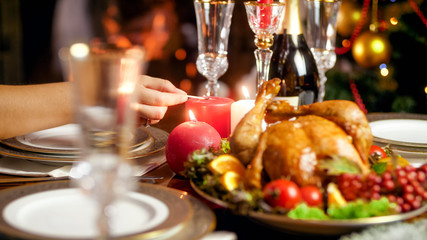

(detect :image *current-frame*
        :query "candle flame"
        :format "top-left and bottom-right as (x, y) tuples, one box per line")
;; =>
(188, 110), (197, 121)
(242, 86), (250, 99)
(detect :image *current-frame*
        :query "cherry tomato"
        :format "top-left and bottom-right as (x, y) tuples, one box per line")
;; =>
(263, 179), (301, 210)
(300, 186), (323, 207)
(369, 145), (387, 159)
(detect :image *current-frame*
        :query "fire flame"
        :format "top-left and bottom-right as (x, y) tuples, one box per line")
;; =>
(242, 86), (250, 99)
(188, 110), (197, 121)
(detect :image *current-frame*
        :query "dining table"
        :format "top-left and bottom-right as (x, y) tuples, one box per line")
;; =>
(0, 103), (426, 240)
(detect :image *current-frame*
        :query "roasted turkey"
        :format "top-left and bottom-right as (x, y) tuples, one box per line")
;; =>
(230, 79), (372, 189)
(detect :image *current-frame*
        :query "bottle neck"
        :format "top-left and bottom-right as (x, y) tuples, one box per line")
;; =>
(286, 0), (303, 35)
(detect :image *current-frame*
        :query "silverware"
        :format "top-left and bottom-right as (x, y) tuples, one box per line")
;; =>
(0, 176), (163, 184)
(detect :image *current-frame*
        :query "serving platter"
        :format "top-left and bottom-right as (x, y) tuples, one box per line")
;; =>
(0, 181), (216, 240)
(0, 127), (168, 164)
(191, 181), (427, 236)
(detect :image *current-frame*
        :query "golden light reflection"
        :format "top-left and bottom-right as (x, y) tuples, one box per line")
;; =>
(390, 17), (398, 25)
(424, 86), (427, 95)
(371, 39), (385, 53)
(352, 11), (361, 22)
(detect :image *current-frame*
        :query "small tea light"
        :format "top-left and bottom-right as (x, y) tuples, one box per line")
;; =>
(231, 86), (255, 133)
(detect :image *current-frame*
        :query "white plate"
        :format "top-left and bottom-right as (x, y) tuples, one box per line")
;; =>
(369, 119), (427, 147)
(0, 181), (215, 240)
(3, 189), (168, 239)
(16, 124), (80, 151)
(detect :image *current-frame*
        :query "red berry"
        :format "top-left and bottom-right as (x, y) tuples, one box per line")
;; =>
(403, 193), (415, 203)
(416, 171), (426, 182)
(411, 199), (421, 209)
(383, 180), (395, 191)
(403, 184), (414, 193)
(372, 184), (381, 193)
(398, 177), (408, 186)
(371, 192), (381, 200)
(407, 171), (417, 181)
(387, 194), (396, 202)
(382, 171), (392, 181)
(404, 165), (415, 172)
(402, 203), (412, 212)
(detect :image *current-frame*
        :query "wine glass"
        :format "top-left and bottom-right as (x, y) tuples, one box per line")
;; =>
(305, 0), (341, 102)
(244, 1), (285, 90)
(62, 43), (145, 239)
(194, 0), (234, 96)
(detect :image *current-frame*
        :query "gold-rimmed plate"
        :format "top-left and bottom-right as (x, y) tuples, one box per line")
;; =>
(0, 124), (152, 155)
(191, 181), (427, 236)
(0, 181), (215, 240)
(0, 127), (168, 163)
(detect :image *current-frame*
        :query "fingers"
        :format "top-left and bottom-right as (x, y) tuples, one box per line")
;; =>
(139, 75), (186, 94)
(134, 103), (168, 122)
(136, 76), (188, 106)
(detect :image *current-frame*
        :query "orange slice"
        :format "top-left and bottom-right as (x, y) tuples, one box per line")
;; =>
(327, 183), (347, 207)
(208, 154), (245, 176)
(220, 171), (242, 191)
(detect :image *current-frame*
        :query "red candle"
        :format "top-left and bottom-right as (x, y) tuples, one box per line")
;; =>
(258, 0), (273, 28)
(165, 117), (221, 175)
(185, 97), (234, 138)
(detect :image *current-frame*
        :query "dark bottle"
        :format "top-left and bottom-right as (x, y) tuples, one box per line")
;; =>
(268, 0), (287, 82)
(275, 0), (320, 106)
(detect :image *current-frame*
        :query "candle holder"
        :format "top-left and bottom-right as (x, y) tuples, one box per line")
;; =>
(62, 43), (145, 238)
(244, 1), (285, 90)
(305, 0), (341, 102)
(194, 0), (235, 96)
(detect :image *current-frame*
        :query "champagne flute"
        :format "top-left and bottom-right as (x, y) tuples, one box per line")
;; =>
(244, 1), (285, 90)
(305, 0), (341, 102)
(62, 43), (145, 239)
(194, 0), (234, 96)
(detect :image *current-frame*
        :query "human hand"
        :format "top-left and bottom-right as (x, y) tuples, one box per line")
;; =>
(134, 75), (187, 125)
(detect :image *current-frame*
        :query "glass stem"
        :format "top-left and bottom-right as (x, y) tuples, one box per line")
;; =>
(205, 79), (219, 96)
(318, 67), (327, 102)
(254, 48), (273, 90)
(97, 202), (111, 240)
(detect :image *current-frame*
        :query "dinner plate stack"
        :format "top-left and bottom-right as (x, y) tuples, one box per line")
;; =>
(368, 113), (427, 167)
(0, 124), (168, 164)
